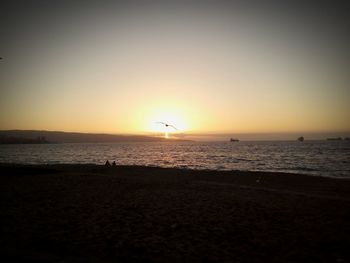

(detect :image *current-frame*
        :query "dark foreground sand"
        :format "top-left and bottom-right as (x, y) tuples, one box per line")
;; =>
(1, 164), (350, 262)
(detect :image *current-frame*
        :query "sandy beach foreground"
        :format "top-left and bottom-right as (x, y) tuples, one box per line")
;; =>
(1, 164), (350, 262)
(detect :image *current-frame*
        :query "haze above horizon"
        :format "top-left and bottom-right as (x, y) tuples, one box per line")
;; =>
(1, 1), (349, 138)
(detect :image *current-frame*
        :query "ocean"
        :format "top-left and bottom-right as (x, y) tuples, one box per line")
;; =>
(0, 140), (349, 178)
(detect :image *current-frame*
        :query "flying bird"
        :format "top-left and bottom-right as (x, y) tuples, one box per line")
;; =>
(156, 122), (178, 130)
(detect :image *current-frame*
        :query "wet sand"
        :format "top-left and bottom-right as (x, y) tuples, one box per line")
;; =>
(1, 164), (350, 262)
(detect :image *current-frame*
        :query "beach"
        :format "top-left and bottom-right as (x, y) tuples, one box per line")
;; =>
(1, 164), (350, 262)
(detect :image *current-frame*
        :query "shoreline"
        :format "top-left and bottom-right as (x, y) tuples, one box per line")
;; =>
(1, 163), (350, 262)
(1, 162), (349, 179)
(2, 162), (350, 198)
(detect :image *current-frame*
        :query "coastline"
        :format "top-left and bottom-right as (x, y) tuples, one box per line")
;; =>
(1, 164), (350, 262)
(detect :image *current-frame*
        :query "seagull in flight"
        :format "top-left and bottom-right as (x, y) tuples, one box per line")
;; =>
(156, 122), (178, 130)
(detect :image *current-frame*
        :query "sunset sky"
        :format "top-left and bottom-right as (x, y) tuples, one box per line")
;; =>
(1, 1), (349, 139)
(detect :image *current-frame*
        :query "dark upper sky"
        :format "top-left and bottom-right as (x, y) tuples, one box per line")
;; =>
(2, 0), (349, 54)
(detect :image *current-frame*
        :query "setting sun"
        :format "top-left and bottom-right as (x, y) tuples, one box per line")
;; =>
(144, 110), (188, 137)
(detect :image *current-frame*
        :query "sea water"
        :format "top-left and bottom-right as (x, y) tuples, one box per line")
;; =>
(0, 141), (349, 178)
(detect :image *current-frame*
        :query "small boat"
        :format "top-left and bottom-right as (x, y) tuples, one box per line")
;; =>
(230, 138), (239, 142)
(297, 136), (304, 142)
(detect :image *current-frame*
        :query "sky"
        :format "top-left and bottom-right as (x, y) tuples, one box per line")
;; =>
(1, 1), (349, 139)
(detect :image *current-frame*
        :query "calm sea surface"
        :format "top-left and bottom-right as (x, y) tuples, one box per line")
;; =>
(0, 141), (349, 178)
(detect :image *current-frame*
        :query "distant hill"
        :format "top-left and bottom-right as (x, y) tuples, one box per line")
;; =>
(0, 130), (168, 144)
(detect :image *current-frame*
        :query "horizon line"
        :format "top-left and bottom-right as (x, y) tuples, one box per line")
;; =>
(1, 129), (350, 135)
(1, 129), (349, 140)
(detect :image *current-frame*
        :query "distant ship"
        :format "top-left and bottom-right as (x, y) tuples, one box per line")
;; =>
(230, 138), (239, 142)
(327, 137), (342, 141)
(297, 136), (304, 142)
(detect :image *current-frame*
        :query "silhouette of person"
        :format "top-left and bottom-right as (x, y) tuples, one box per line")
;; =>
(112, 161), (116, 166)
(105, 160), (111, 166)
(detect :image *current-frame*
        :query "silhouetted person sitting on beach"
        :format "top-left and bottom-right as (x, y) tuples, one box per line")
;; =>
(112, 161), (116, 166)
(105, 160), (111, 166)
